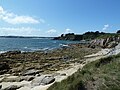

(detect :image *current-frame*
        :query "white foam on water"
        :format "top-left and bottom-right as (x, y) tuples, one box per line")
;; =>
(0, 51), (7, 54)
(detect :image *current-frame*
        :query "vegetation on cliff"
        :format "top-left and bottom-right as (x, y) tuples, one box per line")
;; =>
(48, 54), (120, 90)
(53, 30), (120, 41)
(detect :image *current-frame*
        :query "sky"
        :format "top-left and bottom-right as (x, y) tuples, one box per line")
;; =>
(0, 0), (120, 37)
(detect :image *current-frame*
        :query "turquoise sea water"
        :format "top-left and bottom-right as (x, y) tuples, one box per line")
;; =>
(0, 37), (80, 52)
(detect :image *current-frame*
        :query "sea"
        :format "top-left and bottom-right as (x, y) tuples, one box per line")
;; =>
(0, 37), (80, 53)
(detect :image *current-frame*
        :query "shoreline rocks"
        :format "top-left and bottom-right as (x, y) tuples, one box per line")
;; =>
(88, 36), (120, 48)
(41, 76), (55, 85)
(0, 43), (101, 90)
(22, 69), (40, 76)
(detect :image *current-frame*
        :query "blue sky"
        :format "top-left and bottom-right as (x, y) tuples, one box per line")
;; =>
(0, 0), (120, 36)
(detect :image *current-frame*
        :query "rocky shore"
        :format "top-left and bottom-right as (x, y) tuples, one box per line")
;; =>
(88, 36), (120, 48)
(0, 43), (100, 90)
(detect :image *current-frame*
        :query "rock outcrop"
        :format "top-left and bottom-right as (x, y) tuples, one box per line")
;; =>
(41, 76), (55, 85)
(107, 43), (120, 56)
(22, 69), (40, 76)
(88, 36), (120, 48)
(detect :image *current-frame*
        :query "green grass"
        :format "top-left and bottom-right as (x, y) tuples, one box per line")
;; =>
(48, 54), (120, 90)
(97, 33), (120, 39)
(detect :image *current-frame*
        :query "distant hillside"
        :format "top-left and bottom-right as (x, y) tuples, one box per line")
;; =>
(53, 31), (120, 41)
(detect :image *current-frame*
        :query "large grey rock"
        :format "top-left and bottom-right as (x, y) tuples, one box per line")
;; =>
(31, 75), (45, 86)
(41, 76), (55, 85)
(22, 69), (40, 76)
(2, 85), (21, 90)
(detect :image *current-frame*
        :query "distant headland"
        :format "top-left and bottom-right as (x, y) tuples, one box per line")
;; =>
(0, 36), (54, 39)
(53, 30), (120, 41)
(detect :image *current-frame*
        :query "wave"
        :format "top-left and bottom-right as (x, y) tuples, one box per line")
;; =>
(0, 51), (7, 54)
(59, 44), (69, 47)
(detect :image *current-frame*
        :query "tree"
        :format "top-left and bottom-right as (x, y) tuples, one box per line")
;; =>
(117, 30), (120, 33)
(61, 34), (64, 37)
(95, 31), (100, 35)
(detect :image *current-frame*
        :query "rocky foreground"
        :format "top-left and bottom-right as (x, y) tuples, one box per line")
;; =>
(0, 43), (100, 90)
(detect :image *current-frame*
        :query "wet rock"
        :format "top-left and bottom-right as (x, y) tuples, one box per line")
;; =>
(5, 51), (21, 55)
(22, 69), (40, 76)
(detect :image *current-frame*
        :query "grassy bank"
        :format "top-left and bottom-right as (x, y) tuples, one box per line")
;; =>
(48, 54), (120, 90)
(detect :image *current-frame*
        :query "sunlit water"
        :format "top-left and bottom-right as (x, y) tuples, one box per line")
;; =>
(0, 37), (80, 53)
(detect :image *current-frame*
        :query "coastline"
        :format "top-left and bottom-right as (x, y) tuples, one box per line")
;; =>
(0, 37), (82, 54)
(0, 42), (100, 90)
(0, 42), (120, 90)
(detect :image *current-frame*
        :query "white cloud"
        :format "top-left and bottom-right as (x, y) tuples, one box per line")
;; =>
(0, 27), (59, 37)
(45, 29), (59, 37)
(65, 28), (73, 34)
(0, 27), (41, 36)
(46, 29), (57, 33)
(3, 16), (39, 24)
(0, 6), (4, 14)
(0, 6), (40, 24)
(102, 24), (109, 30)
